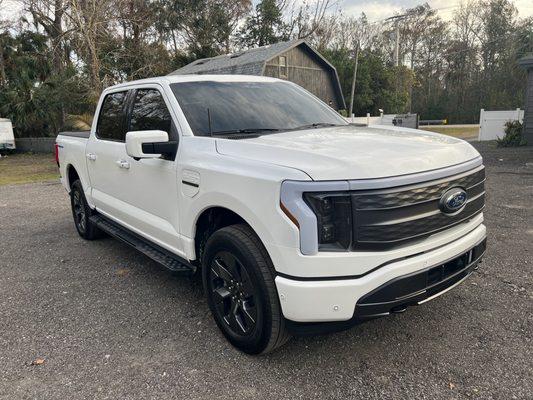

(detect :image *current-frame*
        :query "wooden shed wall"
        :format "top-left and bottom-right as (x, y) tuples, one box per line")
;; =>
(263, 46), (342, 110)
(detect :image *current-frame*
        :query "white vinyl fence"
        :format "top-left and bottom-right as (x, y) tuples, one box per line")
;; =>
(345, 113), (418, 129)
(345, 113), (396, 126)
(478, 108), (524, 141)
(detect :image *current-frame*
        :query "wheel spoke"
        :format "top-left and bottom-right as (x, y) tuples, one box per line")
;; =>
(212, 286), (231, 304)
(241, 300), (256, 326)
(231, 301), (247, 334)
(212, 258), (234, 284)
(224, 300), (242, 333)
(239, 266), (255, 297)
(219, 252), (241, 280)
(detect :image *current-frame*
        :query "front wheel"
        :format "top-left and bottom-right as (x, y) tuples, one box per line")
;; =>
(202, 224), (290, 354)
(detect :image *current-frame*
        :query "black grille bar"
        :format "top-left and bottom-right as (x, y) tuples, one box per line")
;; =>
(351, 166), (485, 250)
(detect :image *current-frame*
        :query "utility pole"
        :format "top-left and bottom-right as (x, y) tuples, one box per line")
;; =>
(385, 8), (427, 112)
(348, 41), (360, 120)
(393, 22), (400, 67)
(386, 13), (410, 67)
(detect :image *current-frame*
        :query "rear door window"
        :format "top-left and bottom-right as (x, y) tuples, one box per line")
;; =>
(129, 89), (172, 134)
(96, 91), (128, 141)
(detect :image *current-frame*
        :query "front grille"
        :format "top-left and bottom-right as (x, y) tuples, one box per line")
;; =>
(351, 166), (485, 250)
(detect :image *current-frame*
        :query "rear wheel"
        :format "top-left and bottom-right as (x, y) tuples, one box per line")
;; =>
(70, 180), (103, 240)
(202, 224), (290, 354)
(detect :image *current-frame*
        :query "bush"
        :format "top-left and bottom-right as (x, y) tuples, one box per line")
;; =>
(497, 120), (527, 147)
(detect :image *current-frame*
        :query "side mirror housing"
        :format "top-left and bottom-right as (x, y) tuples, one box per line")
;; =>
(125, 130), (169, 159)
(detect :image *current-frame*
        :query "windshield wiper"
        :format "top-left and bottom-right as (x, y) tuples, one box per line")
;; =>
(211, 128), (281, 136)
(290, 122), (342, 131)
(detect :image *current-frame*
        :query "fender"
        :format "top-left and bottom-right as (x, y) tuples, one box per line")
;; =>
(183, 192), (283, 264)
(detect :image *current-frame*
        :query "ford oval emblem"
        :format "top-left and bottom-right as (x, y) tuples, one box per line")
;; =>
(439, 187), (467, 214)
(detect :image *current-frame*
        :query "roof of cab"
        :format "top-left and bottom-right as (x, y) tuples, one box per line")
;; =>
(106, 74), (282, 91)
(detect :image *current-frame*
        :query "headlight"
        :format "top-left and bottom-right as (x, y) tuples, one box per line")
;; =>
(303, 192), (352, 251)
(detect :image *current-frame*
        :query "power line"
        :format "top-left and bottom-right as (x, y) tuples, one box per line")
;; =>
(366, 2), (463, 26)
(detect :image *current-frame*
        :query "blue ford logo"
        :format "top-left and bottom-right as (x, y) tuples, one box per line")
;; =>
(439, 187), (467, 214)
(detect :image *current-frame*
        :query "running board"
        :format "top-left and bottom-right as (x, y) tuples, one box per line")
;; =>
(89, 215), (196, 275)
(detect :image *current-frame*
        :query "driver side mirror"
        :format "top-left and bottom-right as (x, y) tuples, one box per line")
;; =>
(125, 130), (175, 159)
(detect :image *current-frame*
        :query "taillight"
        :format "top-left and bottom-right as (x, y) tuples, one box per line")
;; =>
(54, 143), (60, 167)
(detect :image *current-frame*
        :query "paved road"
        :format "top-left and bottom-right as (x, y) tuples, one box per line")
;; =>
(1, 143), (532, 399)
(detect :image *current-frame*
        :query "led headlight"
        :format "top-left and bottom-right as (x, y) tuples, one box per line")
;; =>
(303, 192), (352, 251)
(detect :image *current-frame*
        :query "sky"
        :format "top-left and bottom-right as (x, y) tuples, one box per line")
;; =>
(2, 0), (533, 23)
(337, 0), (533, 22)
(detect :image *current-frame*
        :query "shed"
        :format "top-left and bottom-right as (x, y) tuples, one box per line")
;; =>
(519, 55), (533, 145)
(170, 39), (346, 111)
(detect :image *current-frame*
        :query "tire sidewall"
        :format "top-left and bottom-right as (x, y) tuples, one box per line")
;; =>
(202, 229), (274, 354)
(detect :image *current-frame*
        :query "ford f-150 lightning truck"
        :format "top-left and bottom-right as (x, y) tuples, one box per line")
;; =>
(56, 75), (487, 354)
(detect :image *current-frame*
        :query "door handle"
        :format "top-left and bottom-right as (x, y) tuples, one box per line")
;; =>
(116, 160), (130, 169)
(86, 153), (97, 161)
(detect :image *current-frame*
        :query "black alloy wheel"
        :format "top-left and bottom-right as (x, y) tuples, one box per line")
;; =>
(70, 179), (103, 240)
(209, 251), (258, 336)
(72, 188), (87, 234)
(202, 224), (290, 354)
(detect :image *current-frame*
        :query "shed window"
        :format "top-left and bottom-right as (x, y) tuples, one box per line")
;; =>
(279, 56), (288, 78)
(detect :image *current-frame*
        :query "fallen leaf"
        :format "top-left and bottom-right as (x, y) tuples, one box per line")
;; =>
(116, 268), (130, 277)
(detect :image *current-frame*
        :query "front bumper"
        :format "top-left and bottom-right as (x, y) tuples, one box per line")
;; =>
(275, 223), (486, 328)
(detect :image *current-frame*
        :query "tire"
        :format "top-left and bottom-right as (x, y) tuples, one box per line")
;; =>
(202, 224), (290, 354)
(70, 179), (103, 240)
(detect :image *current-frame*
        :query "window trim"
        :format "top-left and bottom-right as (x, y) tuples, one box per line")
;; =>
(125, 86), (180, 161)
(95, 90), (129, 142)
(127, 88), (174, 135)
(279, 56), (288, 79)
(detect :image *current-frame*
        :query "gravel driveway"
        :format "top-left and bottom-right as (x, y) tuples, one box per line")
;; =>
(1, 143), (531, 399)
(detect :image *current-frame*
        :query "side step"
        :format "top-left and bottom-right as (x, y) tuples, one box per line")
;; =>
(89, 214), (196, 275)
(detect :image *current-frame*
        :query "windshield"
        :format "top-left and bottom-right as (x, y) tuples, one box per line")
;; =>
(170, 81), (347, 136)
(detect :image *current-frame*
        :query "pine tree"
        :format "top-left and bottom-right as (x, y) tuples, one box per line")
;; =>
(239, 0), (285, 47)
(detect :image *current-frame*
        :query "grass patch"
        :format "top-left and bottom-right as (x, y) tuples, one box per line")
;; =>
(420, 126), (479, 139)
(0, 153), (59, 186)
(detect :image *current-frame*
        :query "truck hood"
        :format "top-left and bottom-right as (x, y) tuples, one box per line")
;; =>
(215, 125), (481, 181)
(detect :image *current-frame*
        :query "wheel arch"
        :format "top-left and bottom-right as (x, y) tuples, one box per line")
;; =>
(66, 163), (80, 190)
(192, 205), (272, 265)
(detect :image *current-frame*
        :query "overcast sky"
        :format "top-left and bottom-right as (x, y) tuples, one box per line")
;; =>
(2, 0), (533, 23)
(338, 0), (533, 22)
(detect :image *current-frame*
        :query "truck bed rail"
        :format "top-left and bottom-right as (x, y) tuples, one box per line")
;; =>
(58, 131), (90, 139)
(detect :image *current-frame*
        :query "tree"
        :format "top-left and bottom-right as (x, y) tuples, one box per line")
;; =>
(23, 0), (70, 72)
(0, 30), (90, 137)
(285, 0), (333, 40)
(239, 0), (285, 47)
(162, 0), (250, 58)
(0, 0), (9, 85)
(63, 0), (118, 100)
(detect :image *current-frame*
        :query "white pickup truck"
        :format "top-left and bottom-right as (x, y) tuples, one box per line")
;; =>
(56, 75), (486, 354)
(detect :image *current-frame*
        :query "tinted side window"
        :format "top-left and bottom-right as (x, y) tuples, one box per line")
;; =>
(97, 92), (127, 141)
(130, 89), (172, 133)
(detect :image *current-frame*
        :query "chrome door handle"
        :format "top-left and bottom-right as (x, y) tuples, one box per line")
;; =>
(116, 160), (130, 169)
(86, 153), (97, 161)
